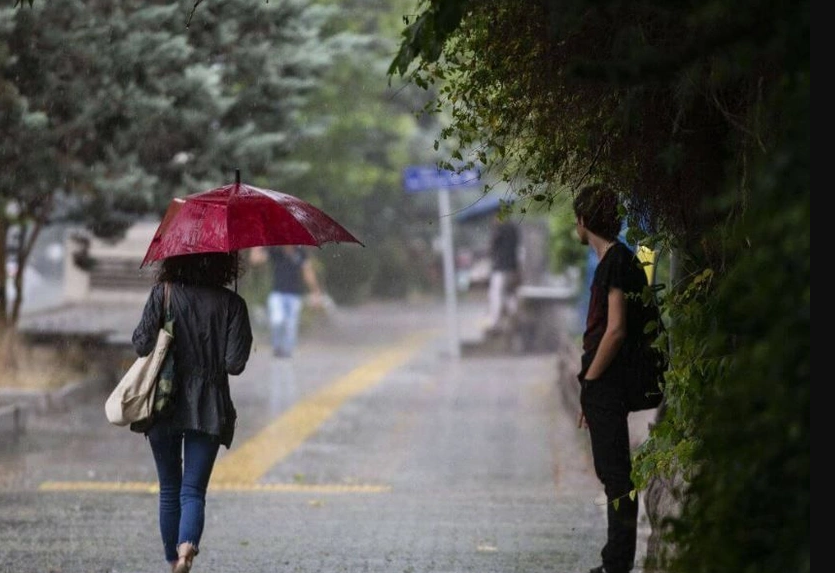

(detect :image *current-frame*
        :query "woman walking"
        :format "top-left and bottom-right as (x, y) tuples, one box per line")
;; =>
(131, 252), (253, 572)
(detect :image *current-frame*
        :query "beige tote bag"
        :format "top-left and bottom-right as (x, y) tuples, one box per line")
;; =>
(105, 284), (173, 426)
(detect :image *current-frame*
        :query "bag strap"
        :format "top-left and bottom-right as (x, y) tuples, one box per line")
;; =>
(649, 283), (667, 331)
(163, 282), (172, 323)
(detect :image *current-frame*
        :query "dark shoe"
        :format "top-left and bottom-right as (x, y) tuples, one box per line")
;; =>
(589, 565), (628, 573)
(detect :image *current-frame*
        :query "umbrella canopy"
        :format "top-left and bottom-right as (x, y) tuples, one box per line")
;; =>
(141, 171), (363, 267)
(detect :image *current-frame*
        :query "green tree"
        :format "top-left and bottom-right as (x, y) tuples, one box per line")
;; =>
(287, 0), (450, 302)
(388, 1), (809, 572)
(1, 0), (353, 341)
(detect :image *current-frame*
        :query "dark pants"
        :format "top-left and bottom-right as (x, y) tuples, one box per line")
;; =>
(148, 427), (220, 563)
(580, 374), (638, 573)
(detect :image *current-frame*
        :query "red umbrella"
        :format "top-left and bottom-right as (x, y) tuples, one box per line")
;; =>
(141, 170), (363, 267)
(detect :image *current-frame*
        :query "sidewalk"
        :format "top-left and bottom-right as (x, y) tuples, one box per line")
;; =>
(0, 295), (655, 573)
(217, 295), (656, 573)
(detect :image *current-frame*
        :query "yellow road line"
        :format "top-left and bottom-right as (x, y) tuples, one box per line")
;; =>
(36, 331), (432, 494)
(39, 481), (391, 494)
(40, 481), (160, 493)
(210, 331), (432, 485)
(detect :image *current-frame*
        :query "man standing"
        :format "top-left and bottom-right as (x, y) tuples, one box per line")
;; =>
(486, 215), (520, 333)
(251, 245), (322, 358)
(573, 183), (652, 573)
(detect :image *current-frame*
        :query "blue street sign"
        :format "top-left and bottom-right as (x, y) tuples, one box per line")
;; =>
(402, 165), (481, 193)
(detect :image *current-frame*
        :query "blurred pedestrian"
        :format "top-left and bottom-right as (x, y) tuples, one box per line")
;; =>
(573, 183), (653, 573)
(131, 252), (253, 573)
(250, 245), (323, 358)
(486, 215), (520, 333)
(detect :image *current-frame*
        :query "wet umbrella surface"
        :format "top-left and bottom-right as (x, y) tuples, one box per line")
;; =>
(141, 170), (363, 267)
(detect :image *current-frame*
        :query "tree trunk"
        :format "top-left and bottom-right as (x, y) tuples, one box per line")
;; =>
(0, 211), (46, 372)
(1, 214), (8, 332)
(10, 218), (44, 325)
(641, 247), (686, 572)
(642, 402), (684, 571)
(0, 328), (20, 372)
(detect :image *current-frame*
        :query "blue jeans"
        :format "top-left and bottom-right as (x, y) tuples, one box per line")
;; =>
(148, 427), (220, 563)
(268, 291), (304, 356)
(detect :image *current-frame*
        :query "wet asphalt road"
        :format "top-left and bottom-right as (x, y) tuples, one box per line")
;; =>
(0, 296), (652, 573)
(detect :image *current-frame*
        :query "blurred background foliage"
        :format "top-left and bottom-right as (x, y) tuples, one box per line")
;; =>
(0, 0), (467, 331)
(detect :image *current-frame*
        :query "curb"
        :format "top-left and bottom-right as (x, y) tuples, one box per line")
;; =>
(0, 402), (29, 439)
(0, 377), (104, 439)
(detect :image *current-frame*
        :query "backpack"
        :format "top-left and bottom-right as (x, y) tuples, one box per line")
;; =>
(626, 342), (667, 411)
(625, 285), (669, 412)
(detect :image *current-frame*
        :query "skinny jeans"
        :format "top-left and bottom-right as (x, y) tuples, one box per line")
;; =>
(148, 427), (220, 563)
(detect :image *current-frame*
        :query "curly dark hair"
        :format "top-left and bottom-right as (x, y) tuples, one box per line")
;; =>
(155, 252), (244, 287)
(572, 183), (623, 241)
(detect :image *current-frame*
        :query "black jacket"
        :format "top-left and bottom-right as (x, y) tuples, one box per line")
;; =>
(490, 222), (519, 272)
(132, 282), (253, 448)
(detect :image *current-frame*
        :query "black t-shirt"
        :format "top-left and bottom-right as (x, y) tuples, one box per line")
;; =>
(270, 247), (308, 294)
(491, 222), (519, 271)
(581, 242), (656, 374)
